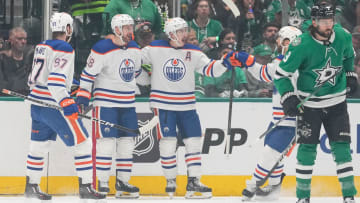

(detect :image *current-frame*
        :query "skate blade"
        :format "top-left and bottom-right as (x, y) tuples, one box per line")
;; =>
(167, 192), (175, 199)
(78, 199), (107, 203)
(241, 196), (254, 202)
(185, 191), (212, 199)
(115, 191), (139, 199)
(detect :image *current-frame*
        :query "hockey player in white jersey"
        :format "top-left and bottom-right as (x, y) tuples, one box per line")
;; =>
(241, 26), (302, 201)
(76, 14), (141, 198)
(25, 12), (105, 200)
(141, 17), (254, 198)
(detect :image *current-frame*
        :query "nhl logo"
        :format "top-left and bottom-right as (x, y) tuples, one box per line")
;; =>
(119, 58), (135, 82)
(134, 119), (155, 156)
(163, 58), (186, 82)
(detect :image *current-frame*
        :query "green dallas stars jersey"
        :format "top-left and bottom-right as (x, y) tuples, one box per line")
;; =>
(274, 26), (355, 108)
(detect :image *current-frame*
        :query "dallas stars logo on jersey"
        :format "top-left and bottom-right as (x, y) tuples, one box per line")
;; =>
(313, 58), (341, 87)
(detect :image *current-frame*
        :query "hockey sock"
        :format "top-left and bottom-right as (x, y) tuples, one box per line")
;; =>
(116, 137), (135, 182)
(252, 146), (283, 185)
(74, 139), (93, 184)
(183, 137), (202, 178)
(296, 144), (317, 199)
(26, 141), (51, 184)
(159, 137), (177, 179)
(96, 138), (115, 182)
(330, 141), (357, 197)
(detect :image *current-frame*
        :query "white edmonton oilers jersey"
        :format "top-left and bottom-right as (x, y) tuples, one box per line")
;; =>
(247, 56), (297, 127)
(28, 40), (74, 106)
(142, 40), (228, 111)
(79, 39), (141, 107)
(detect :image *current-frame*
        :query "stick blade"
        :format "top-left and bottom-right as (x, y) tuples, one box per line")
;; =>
(1, 89), (10, 95)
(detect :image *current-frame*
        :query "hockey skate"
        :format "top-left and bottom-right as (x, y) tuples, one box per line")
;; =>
(296, 198), (310, 203)
(78, 178), (106, 200)
(24, 176), (52, 201)
(97, 181), (109, 195)
(115, 179), (139, 199)
(344, 196), (356, 203)
(165, 178), (176, 198)
(185, 177), (212, 199)
(241, 179), (256, 201)
(255, 173), (286, 201)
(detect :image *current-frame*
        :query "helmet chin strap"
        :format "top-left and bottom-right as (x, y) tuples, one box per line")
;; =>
(170, 32), (182, 46)
(115, 27), (126, 45)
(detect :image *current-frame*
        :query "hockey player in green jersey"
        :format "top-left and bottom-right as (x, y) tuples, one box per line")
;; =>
(274, 1), (358, 203)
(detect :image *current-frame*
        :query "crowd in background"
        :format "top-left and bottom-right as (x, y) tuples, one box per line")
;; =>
(1, 0), (360, 98)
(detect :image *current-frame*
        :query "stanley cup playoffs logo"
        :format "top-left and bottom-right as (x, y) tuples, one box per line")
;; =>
(133, 113), (160, 163)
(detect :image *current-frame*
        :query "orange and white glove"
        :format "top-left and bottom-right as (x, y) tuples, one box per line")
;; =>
(60, 97), (79, 120)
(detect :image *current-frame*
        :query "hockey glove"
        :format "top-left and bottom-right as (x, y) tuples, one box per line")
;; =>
(280, 92), (303, 117)
(222, 51), (236, 70)
(346, 72), (358, 96)
(234, 52), (255, 68)
(60, 97), (79, 120)
(76, 89), (91, 113)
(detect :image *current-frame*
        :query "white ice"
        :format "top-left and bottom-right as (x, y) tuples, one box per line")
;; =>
(0, 196), (358, 203)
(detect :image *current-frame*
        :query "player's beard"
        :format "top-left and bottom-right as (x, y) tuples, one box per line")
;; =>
(316, 27), (333, 39)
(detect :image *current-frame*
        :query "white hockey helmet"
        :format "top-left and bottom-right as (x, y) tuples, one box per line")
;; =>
(278, 26), (302, 44)
(111, 14), (134, 37)
(164, 17), (188, 38)
(50, 12), (73, 37)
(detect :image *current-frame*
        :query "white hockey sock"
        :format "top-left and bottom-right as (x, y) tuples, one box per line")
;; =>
(74, 139), (93, 184)
(184, 137), (202, 177)
(159, 137), (177, 180)
(116, 137), (135, 182)
(96, 138), (115, 182)
(26, 140), (51, 184)
(252, 145), (282, 184)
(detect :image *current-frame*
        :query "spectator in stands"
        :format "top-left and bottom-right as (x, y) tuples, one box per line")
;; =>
(135, 22), (154, 97)
(206, 28), (236, 59)
(0, 36), (5, 51)
(251, 22), (280, 64)
(102, 0), (162, 37)
(203, 43), (248, 98)
(185, 28), (205, 98)
(0, 27), (33, 96)
(61, 0), (110, 41)
(352, 26), (360, 56)
(350, 55), (360, 98)
(228, 0), (266, 52)
(188, 0), (223, 52)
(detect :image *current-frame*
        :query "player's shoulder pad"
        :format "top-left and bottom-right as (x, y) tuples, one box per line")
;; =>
(182, 43), (201, 51)
(127, 40), (140, 49)
(92, 39), (118, 54)
(46, 40), (74, 53)
(334, 25), (352, 40)
(149, 40), (171, 47)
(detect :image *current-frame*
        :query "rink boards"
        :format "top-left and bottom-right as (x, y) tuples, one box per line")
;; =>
(0, 98), (359, 196)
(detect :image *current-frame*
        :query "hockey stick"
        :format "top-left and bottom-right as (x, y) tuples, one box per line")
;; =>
(2, 89), (159, 135)
(223, 0), (240, 156)
(254, 68), (344, 188)
(248, 68), (343, 148)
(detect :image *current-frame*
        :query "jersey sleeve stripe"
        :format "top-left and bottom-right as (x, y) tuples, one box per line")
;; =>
(204, 60), (216, 77)
(48, 83), (66, 87)
(49, 72), (66, 78)
(80, 78), (94, 84)
(83, 70), (97, 77)
(260, 65), (272, 82)
(48, 77), (66, 83)
(80, 73), (95, 80)
(31, 89), (52, 96)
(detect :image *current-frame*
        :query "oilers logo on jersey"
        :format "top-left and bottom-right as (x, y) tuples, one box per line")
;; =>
(163, 58), (186, 82)
(119, 59), (136, 82)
